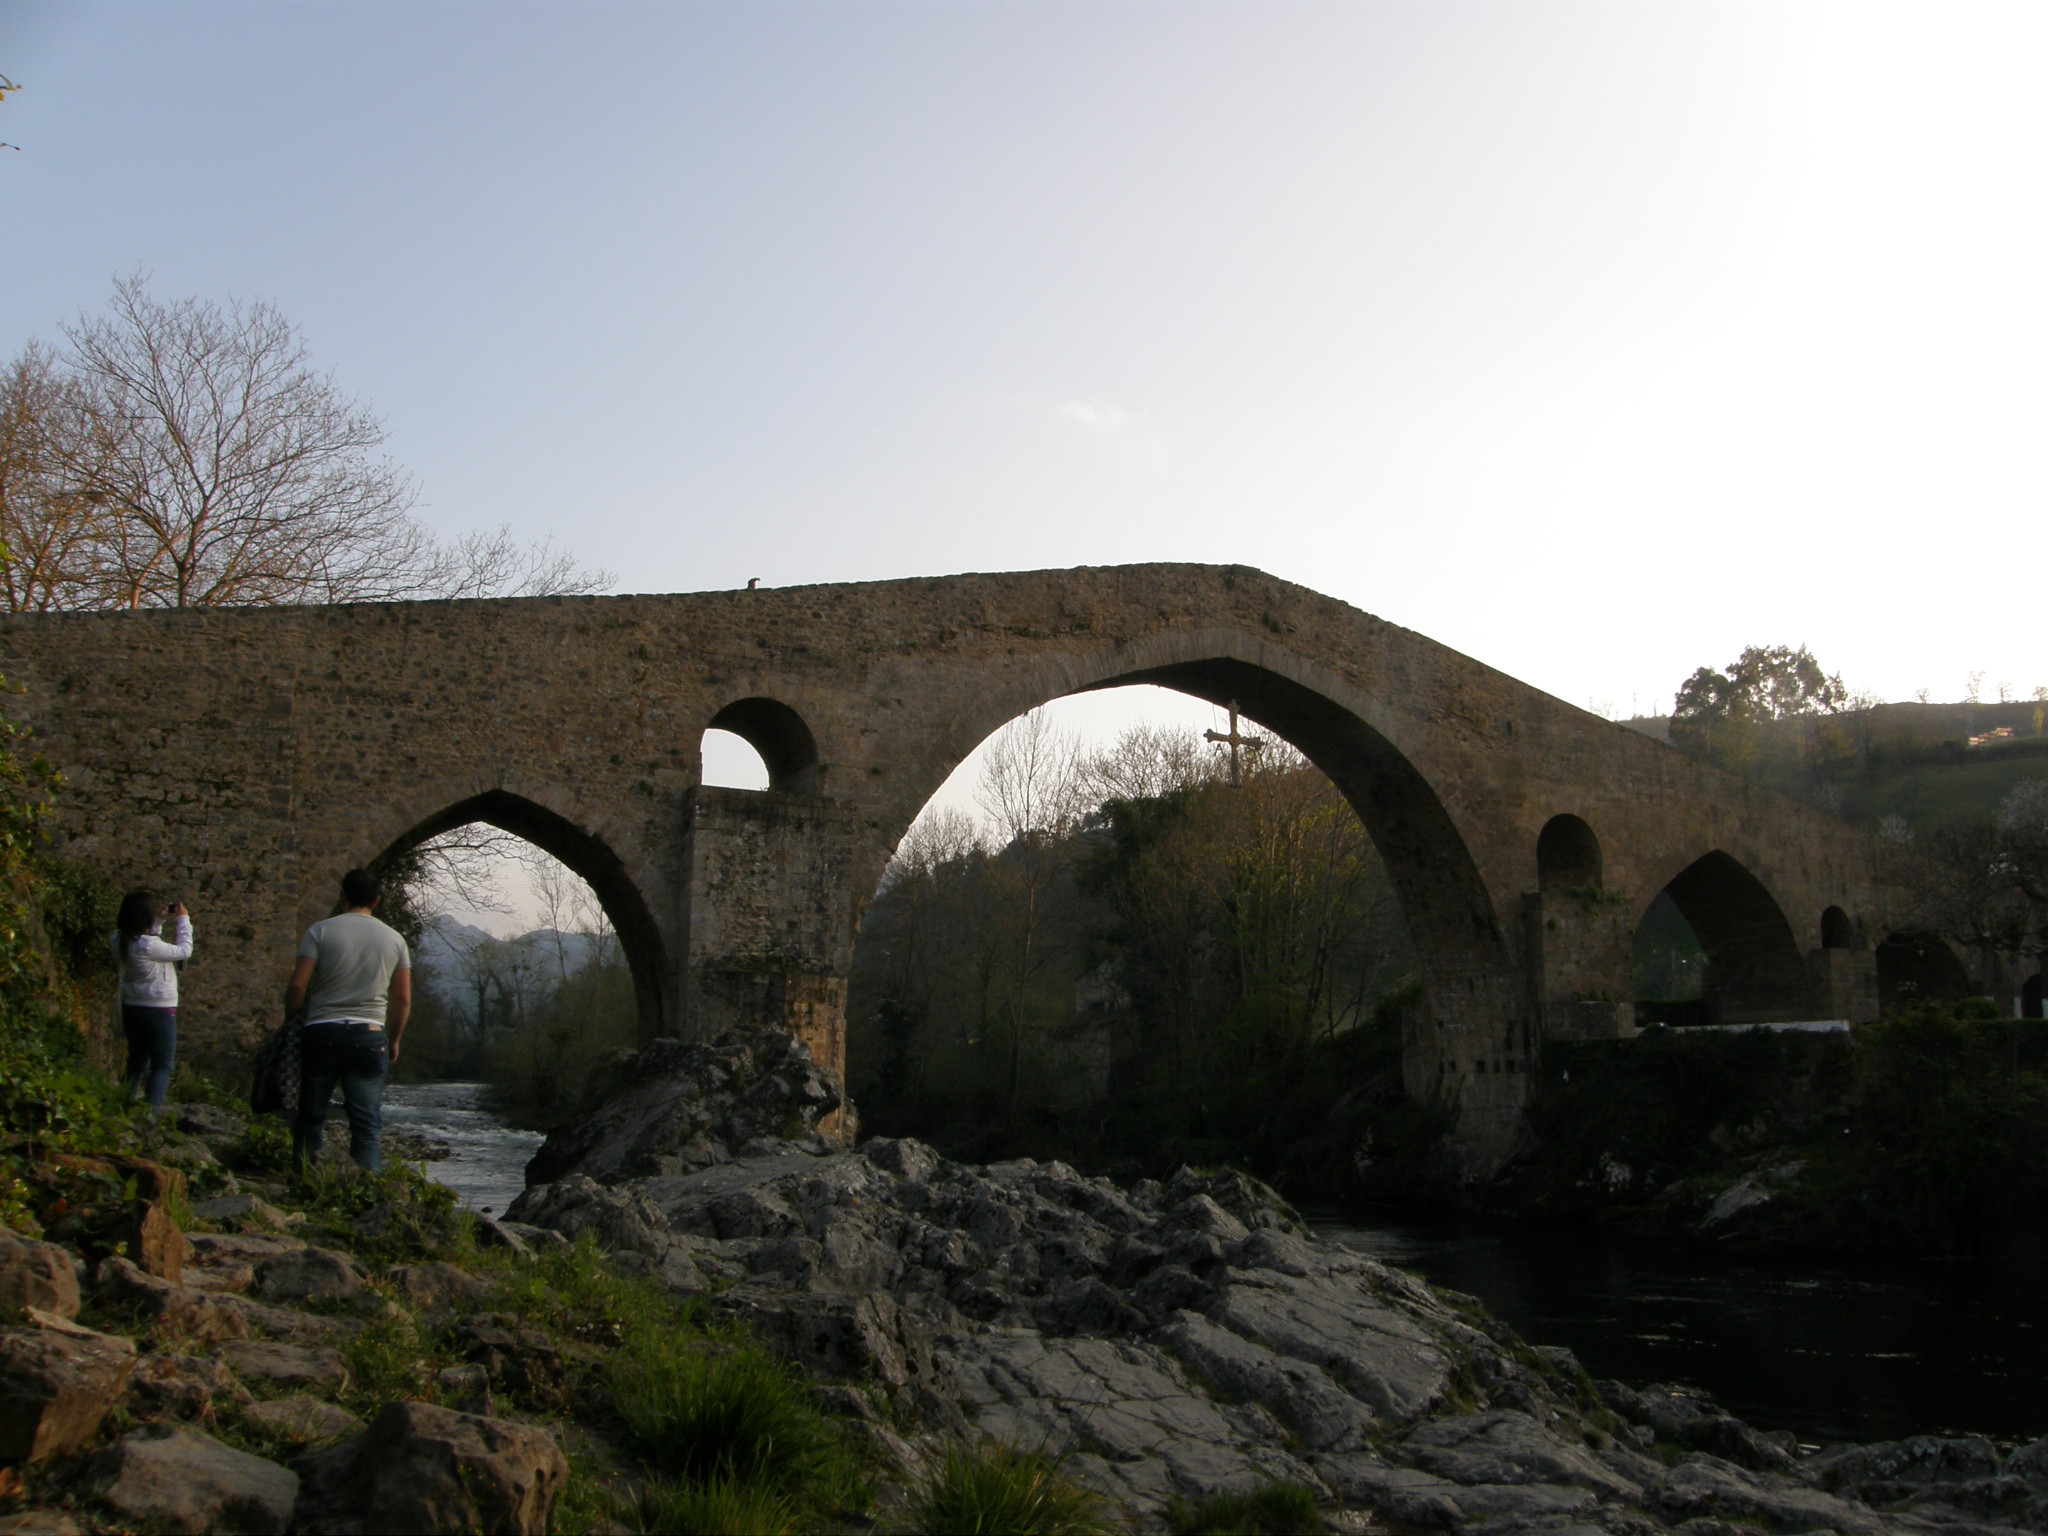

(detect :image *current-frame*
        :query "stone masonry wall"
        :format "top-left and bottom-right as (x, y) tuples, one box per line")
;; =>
(0, 564), (1922, 1171)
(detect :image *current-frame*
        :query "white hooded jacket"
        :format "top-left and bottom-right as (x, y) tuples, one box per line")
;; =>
(111, 914), (193, 1008)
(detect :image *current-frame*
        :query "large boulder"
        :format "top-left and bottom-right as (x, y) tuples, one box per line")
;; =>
(1805, 1434), (2002, 1496)
(87, 1423), (298, 1534)
(1396, 1410), (1644, 1499)
(1649, 1453), (1890, 1535)
(0, 1324), (135, 1462)
(715, 1284), (942, 1397)
(241, 1395), (363, 1444)
(294, 1401), (568, 1536)
(385, 1261), (497, 1309)
(250, 1247), (365, 1306)
(95, 1255), (250, 1342)
(522, 1025), (841, 1185)
(217, 1339), (351, 1396)
(126, 1351), (251, 1417)
(0, 1227), (80, 1321)
(2011, 1432), (2048, 1487)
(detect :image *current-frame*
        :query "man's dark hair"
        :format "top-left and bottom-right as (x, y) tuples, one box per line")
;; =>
(340, 868), (382, 909)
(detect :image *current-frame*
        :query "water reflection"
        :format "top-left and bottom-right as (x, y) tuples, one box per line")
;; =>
(1310, 1207), (2045, 1446)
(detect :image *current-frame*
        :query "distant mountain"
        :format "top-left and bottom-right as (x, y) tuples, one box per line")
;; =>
(413, 913), (603, 1007)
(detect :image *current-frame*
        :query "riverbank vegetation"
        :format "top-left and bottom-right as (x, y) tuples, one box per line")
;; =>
(1509, 1008), (2048, 1257)
(847, 716), (1422, 1188)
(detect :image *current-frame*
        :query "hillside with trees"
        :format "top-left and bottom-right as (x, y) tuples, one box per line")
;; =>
(1636, 647), (2046, 1007)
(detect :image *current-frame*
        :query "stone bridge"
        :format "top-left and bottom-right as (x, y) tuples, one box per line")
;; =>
(0, 564), (1921, 1170)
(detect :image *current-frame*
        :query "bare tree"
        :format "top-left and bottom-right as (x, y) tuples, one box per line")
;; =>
(1078, 722), (1220, 804)
(3, 277), (612, 611)
(0, 344), (103, 611)
(432, 526), (610, 600)
(54, 277), (430, 607)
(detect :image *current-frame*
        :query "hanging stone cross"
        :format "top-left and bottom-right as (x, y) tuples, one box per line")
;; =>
(1204, 702), (1259, 787)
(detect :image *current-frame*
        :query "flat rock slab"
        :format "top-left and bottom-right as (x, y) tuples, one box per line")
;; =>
(227, 1294), (355, 1341)
(385, 1261), (497, 1308)
(95, 1255), (250, 1343)
(127, 1351), (250, 1416)
(294, 1401), (568, 1536)
(1650, 1454), (1890, 1535)
(184, 1259), (257, 1294)
(218, 1339), (351, 1395)
(188, 1233), (305, 1263)
(87, 1422), (299, 1534)
(170, 1103), (247, 1142)
(1399, 1411), (1644, 1499)
(0, 1325), (135, 1462)
(947, 1330), (1322, 1509)
(1205, 1267), (1453, 1422)
(1158, 1308), (1376, 1453)
(252, 1247), (364, 1305)
(191, 1194), (300, 1229)
(0, 1512), (85, 1535)
(243, 1394), (364, 1443)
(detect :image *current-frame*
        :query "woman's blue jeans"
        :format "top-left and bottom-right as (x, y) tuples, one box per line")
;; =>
(294, 1022), (389, 1173)
(121, 1005), (177, 1115)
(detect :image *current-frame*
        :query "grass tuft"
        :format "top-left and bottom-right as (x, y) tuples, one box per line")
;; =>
(609, 1334), (838, 1488)
(635, 1475), (801, 1536)
(909, 1441), (1117, 1536)
(1169, 1480), (1324, 1535)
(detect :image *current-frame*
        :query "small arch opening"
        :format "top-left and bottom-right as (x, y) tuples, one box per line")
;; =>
(2023, 972), (2044, 1020)
(700, 729), (770, 791)
(1875, 930), (1970, 1013)
(706, 697), (820, 795)
(1537, 814), (1602, 891)
(1820, 905), (1855, 950)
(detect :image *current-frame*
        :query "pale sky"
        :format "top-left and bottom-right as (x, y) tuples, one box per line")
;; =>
(5, 1), (2044, 928)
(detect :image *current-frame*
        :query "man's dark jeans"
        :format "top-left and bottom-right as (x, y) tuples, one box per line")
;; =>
(294, 1022), (389, 1173)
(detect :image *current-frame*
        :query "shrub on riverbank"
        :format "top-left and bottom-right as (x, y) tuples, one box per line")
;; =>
(1827, 1007), (2048, 1252)
(1507, 1011), (2048, 1256)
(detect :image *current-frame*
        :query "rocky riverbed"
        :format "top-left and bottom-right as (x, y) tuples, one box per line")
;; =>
(500, 1026), (2048, 1533)
(4, 1025), (2047, 1533)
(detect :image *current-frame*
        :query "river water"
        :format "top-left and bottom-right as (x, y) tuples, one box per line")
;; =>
(381, 1082), (2042, 1448)
(1310, 1207), (2047, 1448)
(382, 1081), (545, 1217)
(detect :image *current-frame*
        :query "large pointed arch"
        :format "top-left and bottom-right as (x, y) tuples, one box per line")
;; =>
(864, 628), (1523, 1113)
(369, 788), (669, 1043)
(1642, 849), (1808, 1024)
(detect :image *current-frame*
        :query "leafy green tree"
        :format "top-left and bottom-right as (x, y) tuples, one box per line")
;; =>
(1670, 644), (1848, 778)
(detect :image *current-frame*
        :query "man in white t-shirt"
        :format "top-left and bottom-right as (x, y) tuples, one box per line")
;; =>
(284, 867), (412, 1173)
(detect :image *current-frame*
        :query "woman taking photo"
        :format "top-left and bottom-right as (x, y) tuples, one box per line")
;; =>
(112, 889), (193, 1117)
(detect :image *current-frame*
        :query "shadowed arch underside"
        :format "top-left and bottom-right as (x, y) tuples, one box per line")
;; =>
(373, 789), (668, 1044)
(1659, 851), (1807, 1025)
